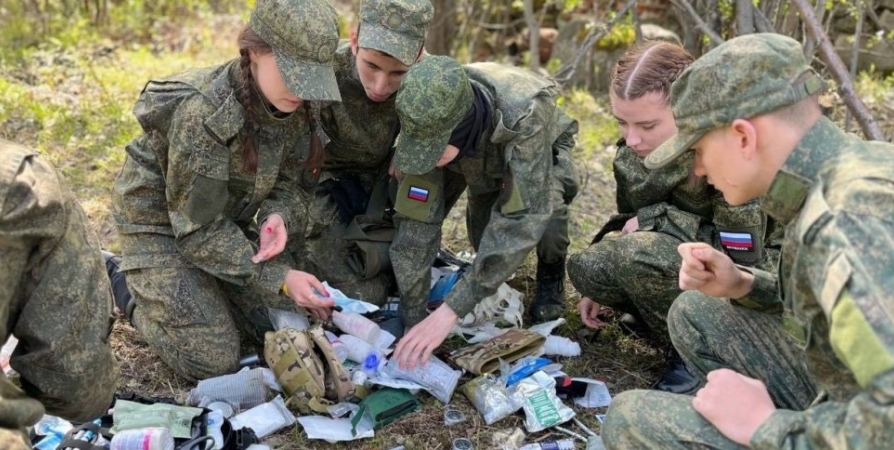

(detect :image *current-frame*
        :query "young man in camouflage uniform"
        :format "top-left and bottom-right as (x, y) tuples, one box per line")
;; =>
(389, 55), (579, 368)
(604, 33), (894, 448)
(1, 140), (118, 448)
(567, 41), (782, 394)
(113, 0), (341, 381)
(298, 0), (433, 305)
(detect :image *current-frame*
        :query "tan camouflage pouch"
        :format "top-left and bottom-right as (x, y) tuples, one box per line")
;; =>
(449, 328), (546, 375)
(264, 325), (355, 414)
(306, 325), (356, 403)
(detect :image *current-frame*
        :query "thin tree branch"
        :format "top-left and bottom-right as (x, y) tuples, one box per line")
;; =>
(753, 6), (776, 33)
(670, 0), (724, 46)
(554, 0), (638, 85)
(846, 0), (865, 132)
(803, 0), (826, 62)
(737, 0), (755, 34)
(475, 18), (526, 31)
(790, 0), (884, 140)
(523, 0), (540, 71)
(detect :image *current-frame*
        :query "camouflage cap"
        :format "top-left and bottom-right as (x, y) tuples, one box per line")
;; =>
(249, 0), (341, 101)
(358, 0), (434, 66)
(645, 33), (824, 169)
(394, 55), (474, 175)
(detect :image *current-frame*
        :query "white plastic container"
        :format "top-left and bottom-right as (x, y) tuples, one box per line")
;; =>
(331, 310), (381, 344)
(110, 428), (175, 450)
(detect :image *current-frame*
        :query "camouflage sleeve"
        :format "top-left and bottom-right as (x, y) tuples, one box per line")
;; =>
(729, 266), (779, 311)
(613, 145), (707, 240)
(0, 151), (117, 423)
(751, 183), (894, 449)
(165, 94), (288, 293)
(444, 96), (554, 318)
(636, 201), (706, 242)
(391, 218), (442, 328)
(257, 138), (308, 235)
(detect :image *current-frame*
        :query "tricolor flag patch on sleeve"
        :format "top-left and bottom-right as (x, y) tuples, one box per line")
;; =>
(720, 231), (754, 251)
(407, 186), (429, 202)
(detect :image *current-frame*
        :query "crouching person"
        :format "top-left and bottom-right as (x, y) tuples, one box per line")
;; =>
(604, 34), (894, 449)
(1, 140), (118, 448)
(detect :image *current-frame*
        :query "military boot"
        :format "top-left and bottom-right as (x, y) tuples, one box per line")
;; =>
(530, 257), (567, 323)
(102, 251), (135, 323)
(652, 347), (701, 395)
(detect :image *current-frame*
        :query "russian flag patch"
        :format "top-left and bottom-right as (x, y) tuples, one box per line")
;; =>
(407, 186), (429, 202)
(720, 231), (754, 251)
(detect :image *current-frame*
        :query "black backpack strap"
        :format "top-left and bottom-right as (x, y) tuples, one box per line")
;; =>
(58, 422), (106, 450)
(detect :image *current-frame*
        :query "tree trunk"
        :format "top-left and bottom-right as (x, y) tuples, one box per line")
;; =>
(523, 0), (540, 71)
(426, 0), (455, 55)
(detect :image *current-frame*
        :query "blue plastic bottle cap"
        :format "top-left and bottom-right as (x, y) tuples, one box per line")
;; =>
(364, 353), (379, 370)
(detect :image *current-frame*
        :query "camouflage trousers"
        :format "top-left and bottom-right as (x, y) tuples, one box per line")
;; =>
(127, 254), (301, 381)
(567, 230), (687, 336)
(603, 291), (818, 449)
(1, 150), (117, 446)
(299, 182), (392, 306)
(463, 145), (579, 264)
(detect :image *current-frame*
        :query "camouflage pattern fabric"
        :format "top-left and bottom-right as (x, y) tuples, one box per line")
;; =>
(298, 42), (403, 304)
(605, 34), (894, 449)
(390, 60), (579, 328)
(248, 0), (341, 101)
(357, 0), (434, 66)
(393, 55), (476, 176)
(0, 141), (117, 447)
(567, 143), (781, 337)
(645, 33), (823, 171)
(450, 328), (546, 375)
(264, 325), (355, 414)
(113, 61), (316, 380)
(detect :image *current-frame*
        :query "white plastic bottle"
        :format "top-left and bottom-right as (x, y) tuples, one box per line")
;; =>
(331, 310), (381, 344)
(323, 330), (350, 363)
(339, 334), (382, 365)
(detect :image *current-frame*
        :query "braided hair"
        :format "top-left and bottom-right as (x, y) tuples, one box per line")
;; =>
(236, 27), (325, 173)
(610, 41), (694, 103)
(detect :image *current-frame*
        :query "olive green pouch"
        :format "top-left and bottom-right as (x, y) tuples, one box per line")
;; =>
(350, 388), (420, 435)
(450, 328), (546, 375)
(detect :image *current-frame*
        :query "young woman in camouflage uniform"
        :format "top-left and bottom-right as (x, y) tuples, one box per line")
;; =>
(567, 41), (782, 392)
(112, 0), (341, 381)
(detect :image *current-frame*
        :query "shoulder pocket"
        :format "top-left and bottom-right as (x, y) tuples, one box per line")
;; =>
(203, 93), (244, 145)
(395, 173), (442, 223)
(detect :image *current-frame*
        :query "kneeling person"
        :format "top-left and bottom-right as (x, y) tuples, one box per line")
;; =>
(1, 140), (118, 448)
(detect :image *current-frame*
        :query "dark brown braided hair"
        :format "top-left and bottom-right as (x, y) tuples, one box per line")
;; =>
(237, 27), (325, 173)
(610, 41), (694, 103)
